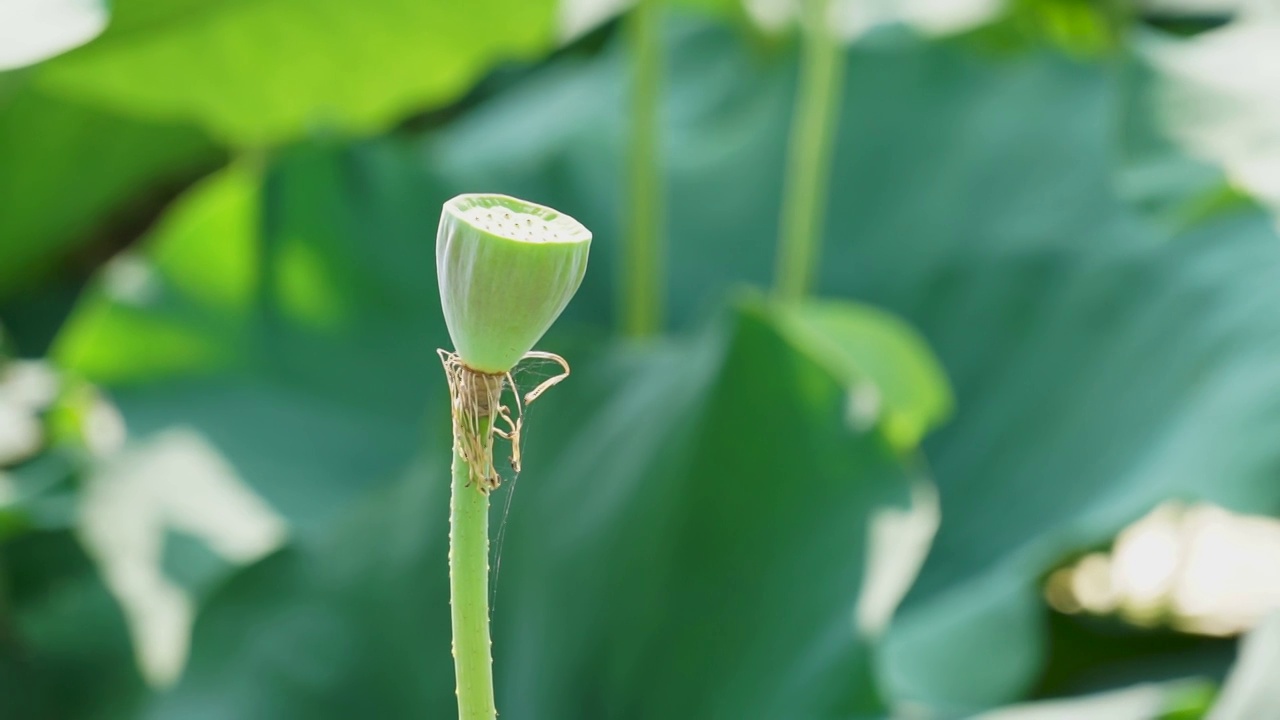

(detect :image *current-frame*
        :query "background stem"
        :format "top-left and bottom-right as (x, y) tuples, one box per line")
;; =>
(622, 0), (664, 337)
(0, 547), (11, 646)
(450, 436), (497, 720)
(774, 0), (844, 301)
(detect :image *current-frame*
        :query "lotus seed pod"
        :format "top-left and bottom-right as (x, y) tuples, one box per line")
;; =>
(437, 194), (591, 374)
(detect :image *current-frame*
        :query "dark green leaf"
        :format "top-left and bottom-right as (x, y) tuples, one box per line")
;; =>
(0, 530), (145, 720)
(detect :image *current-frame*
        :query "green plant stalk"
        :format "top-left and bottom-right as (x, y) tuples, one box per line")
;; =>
(774, 0), (844, 301)
(622, 0), (663, 337)
(449, 422), (497, 720)
(437, 193), (589, 718)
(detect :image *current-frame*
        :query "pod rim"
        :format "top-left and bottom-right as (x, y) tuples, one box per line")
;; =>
(444, 193), (592, 246)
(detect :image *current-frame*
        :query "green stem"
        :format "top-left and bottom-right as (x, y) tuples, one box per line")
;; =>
(450, 434), (497, 720)
(774, 0), (844, 302)
(622, 0), (664, 337)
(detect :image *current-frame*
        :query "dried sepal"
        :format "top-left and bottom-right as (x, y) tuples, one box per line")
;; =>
(439, 349), (571, 493)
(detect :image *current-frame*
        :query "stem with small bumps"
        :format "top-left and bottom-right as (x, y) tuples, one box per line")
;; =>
(450, 418), (497, 720)
(436, 193), (589, 719)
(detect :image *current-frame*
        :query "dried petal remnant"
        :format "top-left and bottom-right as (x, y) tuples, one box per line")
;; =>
(439, 349), (570, 493)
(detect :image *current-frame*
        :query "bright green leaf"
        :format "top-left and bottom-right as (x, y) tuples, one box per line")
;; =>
(148, 162), (260, 318)
(55, 304), (235, 384)
(34, 0), (559, 144)
(52, 164), (262, 384)
(768, 297), (953, 451)
(53, 157), (358, 384)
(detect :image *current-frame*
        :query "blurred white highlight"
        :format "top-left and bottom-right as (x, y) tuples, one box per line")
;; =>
(745, 0), (1003, 38)
(0, 0), (107, 71)
(0, 360), (59, 411)
(1069, 553), (1119, 615)
(1111, 504), (1182, 611)
(830, 0), (1003, 39)
(1046, 502), (1280, 637)
(84, 391), (127, 457)
(857, 480), (940, 638)
(0, 401), (41, 466)
(845, 380), (884, 433)
(559, 0), (635, 41)
(1142, 3), (1280, 228)
(78, 430), (287, 687)
(558, 0), (1005, 42)
(1209, 612), (1280, 720)
(1139, 0), (1251, 11)
(0, 360), (58, 466)
(102, 255), (161, 307)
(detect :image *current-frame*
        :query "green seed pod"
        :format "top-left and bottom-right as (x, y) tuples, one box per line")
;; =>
(437, 194), (591, 374)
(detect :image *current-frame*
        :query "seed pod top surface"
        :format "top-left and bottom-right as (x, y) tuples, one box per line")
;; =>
(437, 194), (591, 374)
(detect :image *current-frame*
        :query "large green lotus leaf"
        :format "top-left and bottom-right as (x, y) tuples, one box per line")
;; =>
(148, 303), (924, 719)
(45, 12), (1280, 716)
(33, 0), (558, 144)
(0, 82), (218, 304)
(414, 16), (1280, 712)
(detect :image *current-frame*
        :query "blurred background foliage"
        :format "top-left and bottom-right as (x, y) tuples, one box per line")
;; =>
(3, 0), (1280, 718)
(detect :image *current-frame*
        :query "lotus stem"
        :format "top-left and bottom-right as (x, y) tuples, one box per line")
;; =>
(622, 0), (664, 337)
(775, 0), (844, 301)
(435, 194), (591, 719)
